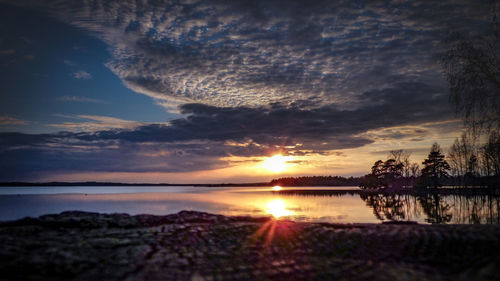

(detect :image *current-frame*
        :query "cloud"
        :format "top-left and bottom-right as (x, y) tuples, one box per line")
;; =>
(0, 0), (483, 180)
(0, 79), (457, 179)
(0, 131), (252, 180)
(57, 96), (105, 104)
(73, 70), (92, 79)
(49, 114), (152, 132)
(63, 60), (75, 66)
(3, 0), (490, 110)
(0, 116), (29, 126)
(78, 81), (452, 148)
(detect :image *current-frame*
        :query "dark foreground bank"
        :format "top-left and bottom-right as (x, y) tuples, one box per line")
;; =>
(1, 211), (499, 281)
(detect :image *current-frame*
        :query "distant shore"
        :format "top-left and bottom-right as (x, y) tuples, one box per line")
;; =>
(0, 175), (362, 187)
(274, 186), (500, 196)
(0, 181), (271, 187)
(2, 182), (499, 197)
(1, 210), (499, 281)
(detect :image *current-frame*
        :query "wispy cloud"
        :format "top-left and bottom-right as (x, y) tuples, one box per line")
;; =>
(0, 116), (29, 126)
(49, 114), (151, 132)
(63, 59), (75, 66)
(57, 96), (105, 104)
(73, 70), (92, 79)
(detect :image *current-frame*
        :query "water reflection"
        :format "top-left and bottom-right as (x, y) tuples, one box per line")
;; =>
(265, 199), (293, 218)
(359, 193), (500, 224)
(0, 186), (499, 224)
(360, 194), (415, 221)
(418, 194), (453, 224)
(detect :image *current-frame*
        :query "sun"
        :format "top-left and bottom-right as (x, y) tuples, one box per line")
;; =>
(262, 154), (290, 173)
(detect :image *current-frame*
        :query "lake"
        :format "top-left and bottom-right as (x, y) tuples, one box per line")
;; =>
(0, 186), (499, 224)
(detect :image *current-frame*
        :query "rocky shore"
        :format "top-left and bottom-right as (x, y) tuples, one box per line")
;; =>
(1, 211), (499, 281)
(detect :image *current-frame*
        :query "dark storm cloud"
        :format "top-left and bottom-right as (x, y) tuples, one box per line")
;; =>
(1, 0), (490, 108)
(0, 80), (453, 179)
(87, 81), (449, 146)
(0, 132), (277, 180)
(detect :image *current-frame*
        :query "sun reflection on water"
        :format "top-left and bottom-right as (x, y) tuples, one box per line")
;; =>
(266, 199), (293, 218)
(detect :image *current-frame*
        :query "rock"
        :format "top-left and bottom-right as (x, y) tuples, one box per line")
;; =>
(0, 210), (499, 281)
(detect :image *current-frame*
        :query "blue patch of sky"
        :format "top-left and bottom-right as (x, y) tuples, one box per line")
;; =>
(0, 4), (177, 133)
(125, 20), (142, 33)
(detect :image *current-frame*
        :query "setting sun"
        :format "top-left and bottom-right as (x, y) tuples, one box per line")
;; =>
(262, 154), (291, 173)
(272, 186), (283, 191)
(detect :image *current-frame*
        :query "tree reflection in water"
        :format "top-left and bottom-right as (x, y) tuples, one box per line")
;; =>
(360, 193), (500, 224)
(359, 194), (414, 221)
(418, 194), (452, 223)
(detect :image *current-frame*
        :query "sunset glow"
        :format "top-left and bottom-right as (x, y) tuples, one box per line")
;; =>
(262, 155), (291, 173)
(266, 199), (293, 218)
(272, 186), (283, 191)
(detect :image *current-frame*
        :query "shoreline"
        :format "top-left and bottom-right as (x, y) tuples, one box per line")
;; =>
(274, 187), (500, 196)
(1, 210), (500, 280)
(2, 182), (499, 196)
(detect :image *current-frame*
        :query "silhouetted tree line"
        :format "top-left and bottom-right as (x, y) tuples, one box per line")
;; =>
(360, 148), (425, 189)
(271, 140), (498, 189)
(269, 176), (362, 187)
(360, 140), (500, 190)
(360, 143), (451, 189)
(448, 131), (500, 187)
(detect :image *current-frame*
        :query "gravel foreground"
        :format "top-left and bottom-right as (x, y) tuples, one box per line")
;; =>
(1, 211), (499, 281)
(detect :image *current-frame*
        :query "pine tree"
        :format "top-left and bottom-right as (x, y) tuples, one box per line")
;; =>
(421, 143), (450, 188)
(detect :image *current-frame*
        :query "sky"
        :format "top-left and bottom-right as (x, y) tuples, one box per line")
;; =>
(0, 0), (493, 183)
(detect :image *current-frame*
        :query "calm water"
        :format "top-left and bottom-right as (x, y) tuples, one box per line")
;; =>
(0, 186), (499, 224)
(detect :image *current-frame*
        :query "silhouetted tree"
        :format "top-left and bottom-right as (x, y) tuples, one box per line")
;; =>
(440, 2), (500, 136)
(482, 131), (500, 177)
(360, 158), (404, 189)
(383, 159), (404, 188)
(480, 131), (500, 187)
(402, 154), (412, 187)
(448, 132), (478, 186)
(371, 160), (384, 176)
(466, 154), (479, 176)
(409, 163), (420, 186)
(421, 143), (450, 188)
(389, 150), (404, 165)
(360, 160), (384, 189)
(269, 176), (362, 186)
(389, 150), (411, 187)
